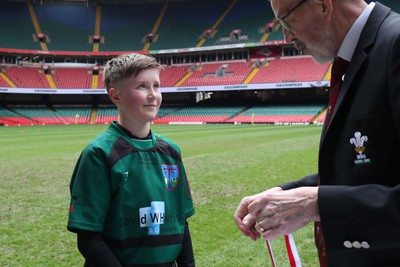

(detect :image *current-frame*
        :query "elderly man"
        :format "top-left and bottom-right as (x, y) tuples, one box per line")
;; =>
(234, 0), (400, 266)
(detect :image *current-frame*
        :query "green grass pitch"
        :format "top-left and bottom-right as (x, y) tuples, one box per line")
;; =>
(0, 124), (322, 266)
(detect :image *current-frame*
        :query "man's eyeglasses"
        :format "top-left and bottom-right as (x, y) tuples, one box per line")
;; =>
(277, 0), (309, 32)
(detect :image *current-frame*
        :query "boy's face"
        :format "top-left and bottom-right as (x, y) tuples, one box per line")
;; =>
(109, 68), (162, 126)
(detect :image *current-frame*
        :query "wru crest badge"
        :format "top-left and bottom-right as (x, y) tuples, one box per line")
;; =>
(350, 131), (371, 164)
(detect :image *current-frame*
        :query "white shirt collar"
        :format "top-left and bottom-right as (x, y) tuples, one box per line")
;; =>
(337, 2), (375, 62)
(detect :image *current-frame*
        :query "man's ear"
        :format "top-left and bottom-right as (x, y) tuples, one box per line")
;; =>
(320, 0), (333, 21)
(109, 87), (120, 105)
(315, 0), (333, 19)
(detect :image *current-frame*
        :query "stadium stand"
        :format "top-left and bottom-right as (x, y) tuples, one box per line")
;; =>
(4, 0), (399, 126)
(0, 0), (398, 51)
(0, 0), (283, 51)
(0, 105), (92, 126)
(96, 105), (118, 124)
(160, 65), (189, 87)
(0, 2), (41, 50)
(249, 57), (330, 84)
(99, 3), (162, 51)
(52, 68), (92, 89)
(154, 98), (247, 124)
(0, 106), (36, 126)
(34, 4), (96, 51)
(0, 59), (328, 89)
(4, 66), (49, 88)
(228, 100), (326, 124)
(52, 106), (91, 124)
(201, 0), (275, 46)
(149, 0), (233, 50)
(179, 61), (253, 86)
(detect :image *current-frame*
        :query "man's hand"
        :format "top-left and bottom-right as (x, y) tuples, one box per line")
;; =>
(233, 187), (283, 241)
(249, 187), (320, 240)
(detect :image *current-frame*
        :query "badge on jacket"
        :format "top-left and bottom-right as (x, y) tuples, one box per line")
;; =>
(350, 131), (371, 165)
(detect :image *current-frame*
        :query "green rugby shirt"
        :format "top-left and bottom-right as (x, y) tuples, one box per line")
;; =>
(68, 122), (195, 266)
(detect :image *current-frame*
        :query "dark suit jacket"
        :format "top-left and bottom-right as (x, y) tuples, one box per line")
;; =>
(281, 3), (400, 266)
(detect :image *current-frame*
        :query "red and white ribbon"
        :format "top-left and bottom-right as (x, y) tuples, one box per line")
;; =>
(266, 234), (302, 267)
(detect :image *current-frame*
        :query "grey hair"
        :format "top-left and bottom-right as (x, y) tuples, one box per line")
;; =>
(103, 53), (162, 92)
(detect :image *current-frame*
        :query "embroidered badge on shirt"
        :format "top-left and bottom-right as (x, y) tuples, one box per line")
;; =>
(350, 131), (371, 165)
(162, 164), (180, 191)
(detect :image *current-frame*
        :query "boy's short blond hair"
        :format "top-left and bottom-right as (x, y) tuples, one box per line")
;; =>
(103, 53), (162, 92)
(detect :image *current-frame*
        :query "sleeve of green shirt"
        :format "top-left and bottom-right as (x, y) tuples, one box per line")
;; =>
(68, 144), (112, 233)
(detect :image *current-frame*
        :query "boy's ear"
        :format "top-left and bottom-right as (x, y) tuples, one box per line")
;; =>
(109, 87), (120, 104)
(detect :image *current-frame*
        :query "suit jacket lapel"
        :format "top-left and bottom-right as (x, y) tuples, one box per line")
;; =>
(322, 3), (391, 144)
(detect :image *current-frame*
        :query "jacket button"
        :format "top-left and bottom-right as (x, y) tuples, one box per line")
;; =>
(344, 241), (352, 248)
(353, 241), (362, 249)
(361, 241), (370, 249)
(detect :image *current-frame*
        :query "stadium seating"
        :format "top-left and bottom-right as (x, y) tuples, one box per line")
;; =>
(201, 0), (276, 46)
(0, 68), (13, 87)
(34, 4), (95, 51)
(0, 106), (92, 126)
(0, 2), (41, 50)
(0, 58), (330, 89)
(249, 57), (330, 84)
(4, 66), (49, 88)
(0, 0), (281, 51)
(160, 65), (189, 87)
(228, 101), (325, 124)
(99, 3), (163, 51)
(53, 106), (91, 124)
(52, 68), (92, 89)
(8, 0), (393, 126)
(149, 0), (232, 50)
(0, 106), (34, 126)
(154, 100), (248, 124)
(179, 61), (253, 86)
(1, 0), (399, 51)
(96, 105), (118, 124)
(0, 99), (327, 126)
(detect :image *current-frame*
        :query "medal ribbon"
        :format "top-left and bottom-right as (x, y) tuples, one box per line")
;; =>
(266, 234), (302, 267)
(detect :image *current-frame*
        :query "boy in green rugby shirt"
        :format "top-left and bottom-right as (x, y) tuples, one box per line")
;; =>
(67, 53), (195, 267)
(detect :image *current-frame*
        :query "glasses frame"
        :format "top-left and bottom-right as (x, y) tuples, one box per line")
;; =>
(277, 0), (309, 32)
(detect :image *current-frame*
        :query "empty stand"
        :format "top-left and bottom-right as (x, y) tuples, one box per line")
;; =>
(0, 57), (330, 89)
(149, 0), (231, 50)
(99, 3), (162, 51)
(4, 66), (49, 88)
(179, 61), (253, 86)
(0, 2), (41, 50)
(34, 4), (96, 51)
(228, 100), (325, 124)
(52, 68), (92, 89)
(0, 0), (399, 51)
(154, 100), (247, 124)
(160, 65), (188, 87)
(249, 57), (330, 84)
(96, 105), (118, 124)
(53, 106), (91, 124)
(202, 0), (276, 47)
(0, 106), (34, 126)
(0, 106), (93, 125)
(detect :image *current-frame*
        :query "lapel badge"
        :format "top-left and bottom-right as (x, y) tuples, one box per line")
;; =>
(350, 131), (371, 165)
